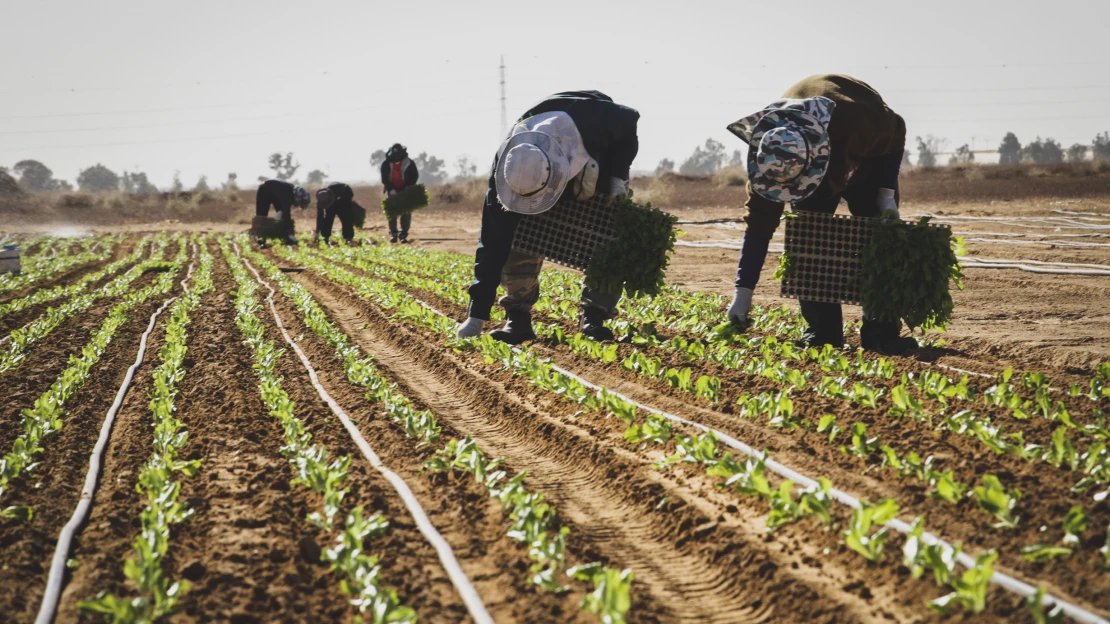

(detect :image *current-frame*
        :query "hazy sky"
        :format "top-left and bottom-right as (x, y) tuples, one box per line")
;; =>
(2, 0), (1109, 189)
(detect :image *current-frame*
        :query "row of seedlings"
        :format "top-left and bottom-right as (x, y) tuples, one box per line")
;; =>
(0, 234), (119, 296)
(0, 236), (189, 519)
(244, 242), (633, 621)
(219, 238), (417, 622)
(78, 238), (215, 621)
(0, 235), (167, 374)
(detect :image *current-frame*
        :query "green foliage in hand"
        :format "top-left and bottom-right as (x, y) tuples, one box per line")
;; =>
(584, 197), (677, 298)
(860, 216), (964, 332)
(380, 184), (429, 219)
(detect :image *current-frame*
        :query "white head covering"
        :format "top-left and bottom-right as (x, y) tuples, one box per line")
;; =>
(495, 111), (589, 214)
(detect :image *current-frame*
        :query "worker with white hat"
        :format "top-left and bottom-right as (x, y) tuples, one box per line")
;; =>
(725, 74), (917, 355)
(457, 90), (640, 344)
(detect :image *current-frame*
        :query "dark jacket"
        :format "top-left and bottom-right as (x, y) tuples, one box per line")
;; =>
(744, 75), (906, 238)
(256, 179), (296, 220)
(381, 157), (419, 193)
(466, 90), (640, 320)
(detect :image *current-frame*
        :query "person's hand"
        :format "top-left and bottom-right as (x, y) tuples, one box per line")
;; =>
(727, 287), (753, 328)
(389, 190), (398, 197)
(878, 188), (898, 220)
(607, 176), (630, 198)
(456, 317), (485, 339)
(274, 210), (284, 221)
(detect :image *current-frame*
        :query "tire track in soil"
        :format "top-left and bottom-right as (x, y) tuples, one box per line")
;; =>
(142, 247), (470, 623)
(255, 259), (591, 624)
(0, 275), (184, 622)
(377, 267), (1110, 617)
(0, 270), (161, 455)
(288, 268), (966, 624)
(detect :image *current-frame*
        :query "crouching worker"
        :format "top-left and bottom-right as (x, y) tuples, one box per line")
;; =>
(724, 74), (917, 355)
(457, 90), (639, 345)
(380, 144), (419, 243)
(256, 179), (310, 244)
(315, 181), (358, 245)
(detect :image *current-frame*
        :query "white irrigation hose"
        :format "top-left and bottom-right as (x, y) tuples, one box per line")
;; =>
(962, 257), (1110, 270)
(34, 253), (196, 624)
(398, 290), (1107, 624)
(1054, 210), (1110, 218)
(962, 238), (1110, 248)
(235, 248), (494, 624)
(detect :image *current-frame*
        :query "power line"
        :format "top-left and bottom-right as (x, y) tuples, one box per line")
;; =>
(499, 55), (508, 138)
(0, 100), (287, 121)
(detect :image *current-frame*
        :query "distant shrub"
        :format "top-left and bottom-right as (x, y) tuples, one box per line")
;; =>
(712, 165), (748, 188)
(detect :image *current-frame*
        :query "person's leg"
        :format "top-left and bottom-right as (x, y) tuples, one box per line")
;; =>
(399, 212), (412, 241)
(791, 193), (845, 346)
(579, 287), (621, 341)
(255, 192), (270, 217)
(339, 205), (355, 243)
(388, 216), (399, 241)
(321, 207), (336, 243)
(490, 250), (543, 344)
(843, 167), (916, 354)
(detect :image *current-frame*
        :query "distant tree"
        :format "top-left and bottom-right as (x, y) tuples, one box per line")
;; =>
(728, 150), (745, 168)
(454, 155), (478, 181)
(194, 175), (210, 192)
(679, 138), (727, 175)
(1022, 137), (1064, 164)
(267, 152), (300, 181)
(1093, 132), (1110, 161)
(170, 171), (184, 193)
(654, 158), (675, 176)
(76, 164), (121, 193)
(221, 173), (239, 191)
(412, 152), (447, 184)
(369, 149), (387, 166)
(0, 169), (23, 197)
(1066, 143), (1088, 164)
(998, 132), (1022, 165)
(948, 144), (975, 166)
(915, 136), (942, 168)
(901, 150), (913, 168)
(121, 171), (159, 194)
(305, 169), (328, 186)
(13, 160), (64, 192)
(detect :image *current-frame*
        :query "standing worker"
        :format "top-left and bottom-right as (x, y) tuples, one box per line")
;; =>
(379, 144), (419, 243)
(456, 90), (639, 345)
(314, 181), (359, 245)
(724, 74), (917, 355)
(256, 178), (310, 244)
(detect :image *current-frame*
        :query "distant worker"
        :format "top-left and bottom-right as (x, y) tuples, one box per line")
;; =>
(457, 90), (639, 345)
(315, 181), (358, 245)
(724, 74), (917, 355)
(380, 144), (419, 243)
(256, 178), (310, 244)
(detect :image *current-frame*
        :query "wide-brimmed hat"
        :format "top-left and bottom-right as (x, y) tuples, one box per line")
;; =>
(495, 111), (588, 215)
(727, 97), (835, 203)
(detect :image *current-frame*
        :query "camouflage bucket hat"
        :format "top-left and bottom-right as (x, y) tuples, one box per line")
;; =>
(726, 97), (835, 203)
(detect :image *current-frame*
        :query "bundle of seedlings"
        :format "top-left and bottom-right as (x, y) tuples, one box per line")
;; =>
(381, 184), (429, 220)
(860, 216), (965, 333)
(350, 201), (367, 228)
(584, 197), (678, 298)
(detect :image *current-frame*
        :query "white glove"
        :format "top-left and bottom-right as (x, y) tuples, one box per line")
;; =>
(878, 188), (898, 220)
(274, 210), (284, 221)
(607, 176), (630, 198)
(388, 190), (398, 197)
(727, 287), (753, 327)
(456, 317), (485, 339)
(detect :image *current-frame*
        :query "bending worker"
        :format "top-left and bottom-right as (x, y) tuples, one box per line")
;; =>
(380, 143), (419, 243)
(725, 74), (917, 355)
(457, 90), (639, 344)
(315, 181), (358, 245)
(256, 178), (310, 244)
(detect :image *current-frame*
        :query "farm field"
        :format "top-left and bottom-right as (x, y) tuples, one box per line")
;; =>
(1, 193), (1109, 623)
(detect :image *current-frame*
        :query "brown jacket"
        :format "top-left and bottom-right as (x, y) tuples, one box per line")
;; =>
(744, 74), (906, 238)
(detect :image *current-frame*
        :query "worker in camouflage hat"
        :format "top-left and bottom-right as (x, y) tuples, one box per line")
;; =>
(724, 74), (916, 355)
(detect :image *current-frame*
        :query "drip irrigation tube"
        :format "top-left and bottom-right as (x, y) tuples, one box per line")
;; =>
(235, 247), (494, 624)
(34, 253), (196, 624)
(397, 289), (1108, 624)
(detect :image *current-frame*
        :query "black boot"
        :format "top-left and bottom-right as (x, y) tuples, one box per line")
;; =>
(797, 300), (844, 349)
(861, 319), (918, 355)
(489, 309), (536, 345)
(580, 307), (615, 342)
